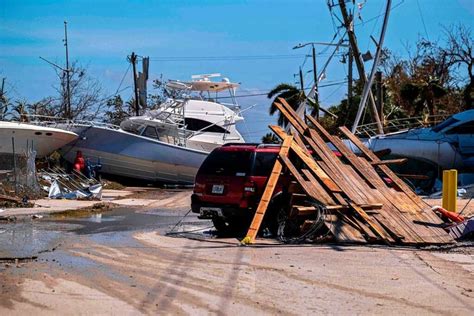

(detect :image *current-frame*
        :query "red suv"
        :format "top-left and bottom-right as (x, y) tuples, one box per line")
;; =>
(191, 143), (287, 234)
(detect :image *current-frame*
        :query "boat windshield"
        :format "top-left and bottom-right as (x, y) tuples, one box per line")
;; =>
(431, 117), (459, 133)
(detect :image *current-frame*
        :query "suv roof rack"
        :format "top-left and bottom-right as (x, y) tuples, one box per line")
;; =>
(256, 143), (281, 148)
(221, 143), (259, 147)
(221, 143), (282, 148)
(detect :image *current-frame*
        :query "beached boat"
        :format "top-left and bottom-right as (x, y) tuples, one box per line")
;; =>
(52, 74), (246, 183)
(348, 110), (474, 171)
(0, 121), (78, 157)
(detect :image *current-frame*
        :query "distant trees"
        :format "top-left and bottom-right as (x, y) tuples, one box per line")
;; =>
(317, 23), (473, 132)
(442, 24), (473, 109)
(104, 95), (131, 125)
(4, 62), (104, 122)
(54, 61), (104, 120)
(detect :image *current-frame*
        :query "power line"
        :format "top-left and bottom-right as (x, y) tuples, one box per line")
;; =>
(148, 53), (345, 62)
(148, 54), (307, 61)
(416, 0), (429, 40)
(354, 0), (405, 26)
(214, 80), (348, 100)
(114, 64), (131, 95)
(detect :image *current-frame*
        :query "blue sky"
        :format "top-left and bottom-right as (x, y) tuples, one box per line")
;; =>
(1, 0), (473, 141)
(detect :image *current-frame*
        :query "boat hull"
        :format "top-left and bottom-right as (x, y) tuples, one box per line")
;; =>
(0, 122), (78, 157)
(60, 125), (208, 184)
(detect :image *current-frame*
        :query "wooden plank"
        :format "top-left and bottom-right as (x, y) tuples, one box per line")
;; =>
(323, 213), (367, 243)
(279, 155), (323, 202)
(0, 194), (22, 204)
(271, 104), (367, 204)
(300, 169), (337, 205)
(396, 174), (430, 180)
(304, 116), (434, 243)
(291, 205), (317, 216)
(348, 202), (394, 244)
(270, 125), (342, 193)
(273, 102), (306, 135)
(241, 135), (293, 245)
(338, 127), (453, 244)
(338, 126), (424, 203)
(277, 97), (307, 129)
(371, 158), (407, 166)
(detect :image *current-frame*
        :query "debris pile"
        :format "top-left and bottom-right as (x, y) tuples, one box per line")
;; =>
(244, 98), (454, 246)
(40, 167), (103, 200)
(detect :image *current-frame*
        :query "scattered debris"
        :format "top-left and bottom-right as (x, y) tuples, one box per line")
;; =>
(40, 167), (103, 200)
(0, 193), (34, 208)
(243, 98), (454, 246)
(448, 218), (474, 240)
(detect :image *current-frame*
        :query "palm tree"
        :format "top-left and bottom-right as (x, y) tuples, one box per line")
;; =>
(267, 83), (305, 127)
(261, 132), (280, 144)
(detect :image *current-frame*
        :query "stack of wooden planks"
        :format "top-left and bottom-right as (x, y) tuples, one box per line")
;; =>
(242, 98), (453, 246)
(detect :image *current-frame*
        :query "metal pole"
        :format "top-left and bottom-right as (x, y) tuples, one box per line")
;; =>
(312, 45), (319, 119)
(348, 47), (353, 110)
(64, 21), (71, 119)
(338, 0), (383, 134)
(376, 71), (384, 122)
(350, 0), (391, 133)
(299, 67), (304, 92)
(12, 137), (17, 194)
(131, 52), (140, 116)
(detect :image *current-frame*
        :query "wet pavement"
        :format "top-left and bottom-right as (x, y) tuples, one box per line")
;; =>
(0, 207), (213, 260)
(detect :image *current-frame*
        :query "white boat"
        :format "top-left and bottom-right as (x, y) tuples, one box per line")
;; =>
(50, 74), (246, 184)
(0, 121), (78, 157)
(364, 110), (474, 171)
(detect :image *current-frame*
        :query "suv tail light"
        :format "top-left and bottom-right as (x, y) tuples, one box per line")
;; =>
(194, 182), (205, 196)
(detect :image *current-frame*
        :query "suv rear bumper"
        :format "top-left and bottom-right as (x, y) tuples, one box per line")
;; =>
(191, 194), (252, 219)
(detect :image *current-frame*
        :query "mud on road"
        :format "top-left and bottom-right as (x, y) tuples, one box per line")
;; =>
(1, 190), (473, 315)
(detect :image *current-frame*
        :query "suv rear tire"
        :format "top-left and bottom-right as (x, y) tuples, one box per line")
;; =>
(212, 217), (252, 236)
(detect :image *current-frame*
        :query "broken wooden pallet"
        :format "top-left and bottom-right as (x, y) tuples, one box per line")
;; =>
(242, 97), (453, 246)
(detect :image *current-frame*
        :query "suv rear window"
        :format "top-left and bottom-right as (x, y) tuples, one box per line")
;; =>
(252, 152), (278, 176)
(199, 150), (253, 176)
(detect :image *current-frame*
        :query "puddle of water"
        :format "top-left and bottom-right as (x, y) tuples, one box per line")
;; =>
(49, 208), (182, 235)
(0, 207), (212, 259)
(0, 221), (65, 259)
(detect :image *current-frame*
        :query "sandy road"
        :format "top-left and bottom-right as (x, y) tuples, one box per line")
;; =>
(0, 191), (473, 315)
(1, 231), (473, 315)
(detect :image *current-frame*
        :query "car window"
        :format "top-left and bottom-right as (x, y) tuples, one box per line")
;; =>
(252, 152), (278, 176)
(199, 150), (253, 176)
(445, 121), (474, 134)
(432, 117), (459, 132)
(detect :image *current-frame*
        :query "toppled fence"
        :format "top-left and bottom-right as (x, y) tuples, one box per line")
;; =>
(243, 98), (454, 246)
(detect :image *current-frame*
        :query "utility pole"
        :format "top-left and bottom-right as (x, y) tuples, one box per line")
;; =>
(129, 52), (140, 116)
(299, 67), (304, 92)
(376, 71), (384, 122)
(348, 47), (353, 110)
(64, 21), (71, 119)
(312, 45), (319, 119)
(338, 0), (383, 134)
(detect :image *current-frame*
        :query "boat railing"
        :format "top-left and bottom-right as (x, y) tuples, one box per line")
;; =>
(25, 114), (122, 130)
(355, 114), (450, 137)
